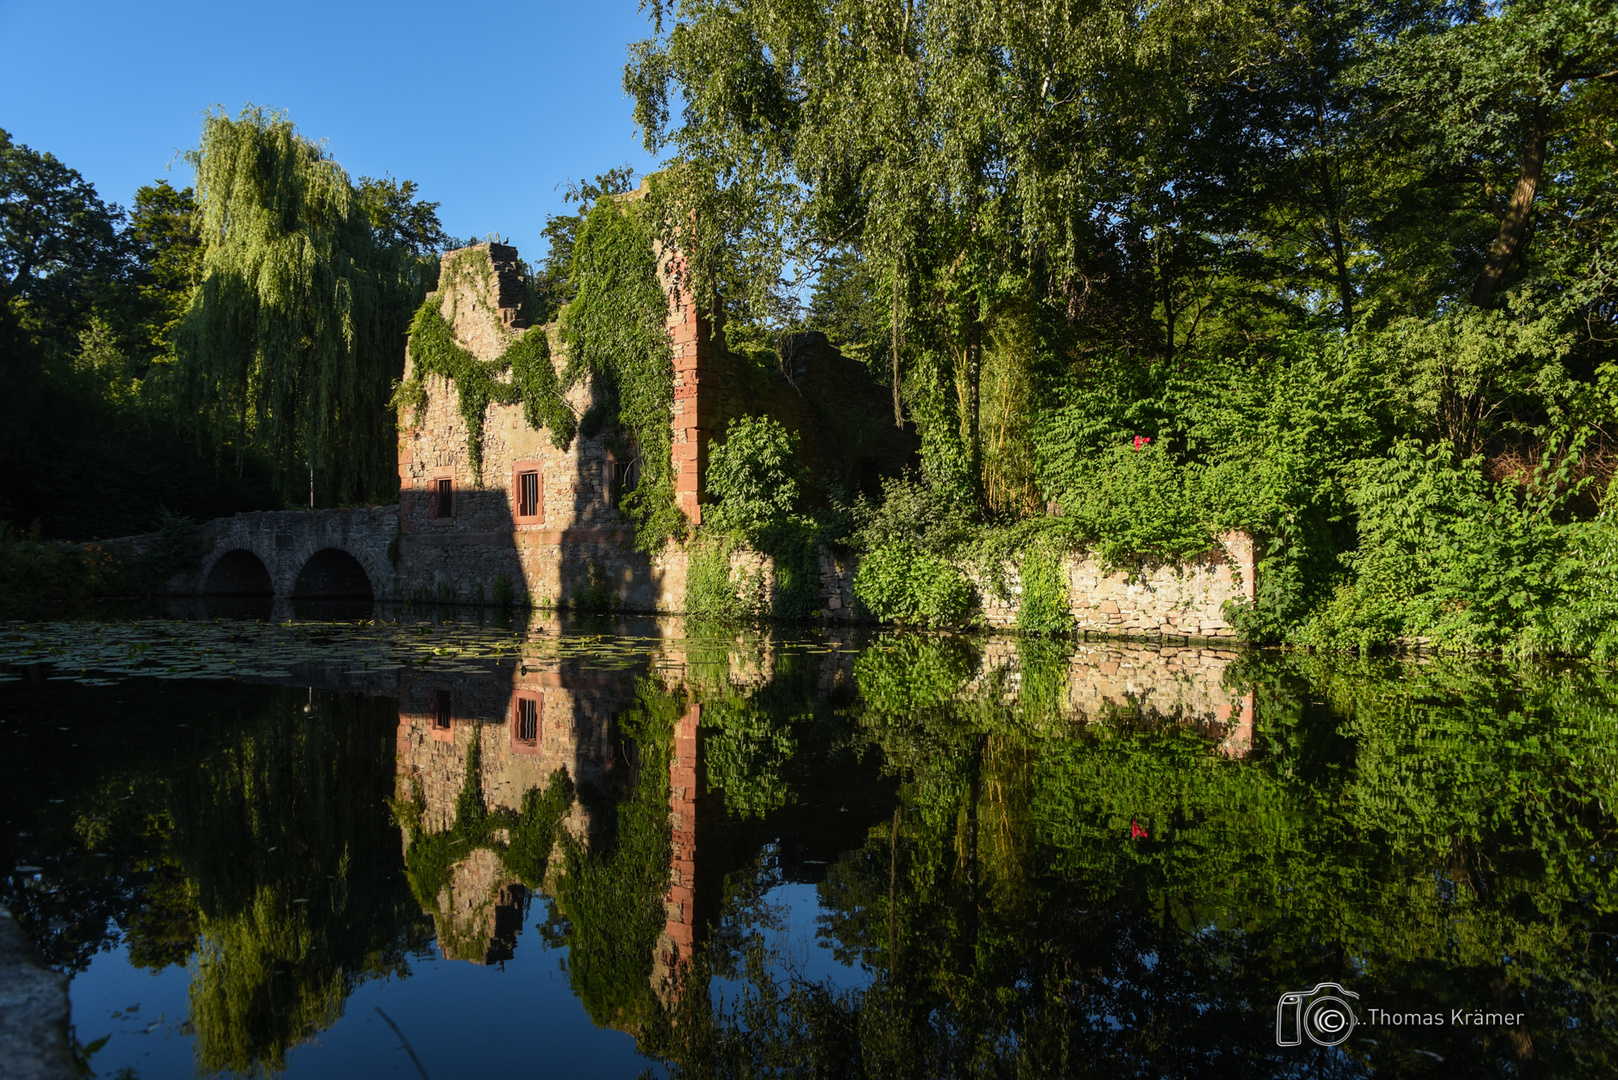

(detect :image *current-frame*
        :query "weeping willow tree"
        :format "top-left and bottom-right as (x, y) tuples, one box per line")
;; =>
(174, 107), (434, 504)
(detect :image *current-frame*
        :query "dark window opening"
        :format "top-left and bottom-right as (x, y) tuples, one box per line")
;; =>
(429, 478), (454, 518)
(433, 689), (452, 730)
(517, 470), (540, 518)
(611, 454), (640, 507)
(516, 698), (538, 744)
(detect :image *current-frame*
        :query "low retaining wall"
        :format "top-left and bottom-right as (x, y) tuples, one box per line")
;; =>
(974, 531), (1255, 639)
(812, 532), (1255, 640)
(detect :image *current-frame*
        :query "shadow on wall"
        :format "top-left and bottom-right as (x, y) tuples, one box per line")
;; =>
(397, 482), (678, 613)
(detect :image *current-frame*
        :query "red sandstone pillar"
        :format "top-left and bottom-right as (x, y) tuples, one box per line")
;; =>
(666, 261), (713, 526)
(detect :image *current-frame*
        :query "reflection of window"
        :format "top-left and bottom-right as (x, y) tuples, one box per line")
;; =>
(517, 470), (539, 517)
(511, 693), (542, 754)
(433, 689), (452, 730)
(429, 477), (454, 518)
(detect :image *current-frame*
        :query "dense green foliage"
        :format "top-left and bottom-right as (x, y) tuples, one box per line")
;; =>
(685, 533), (765, 622)
(2, 114), (454, 538)
(174, 107), (439, 505)
(705, 415), (805, 539)
(689, 415), (826, 620)
(562, 193), (685, 551)
(852, 542), (974, 630)
(628, 0), (1618, 652)
(1, 129), (282, 538)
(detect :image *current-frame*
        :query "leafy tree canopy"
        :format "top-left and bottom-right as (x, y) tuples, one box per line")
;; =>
(173, 107), (438, 505)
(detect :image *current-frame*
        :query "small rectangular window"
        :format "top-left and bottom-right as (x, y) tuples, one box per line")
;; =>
(612, 455), (640, 507)
(430, 478), (454, 519)
(518, 470), (539, 518)
(433, 689), (452, 730)
(516, 698), (538, 743)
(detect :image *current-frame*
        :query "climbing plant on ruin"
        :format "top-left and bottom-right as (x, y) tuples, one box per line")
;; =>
(393, 247), (575, 483)
(560, 194), (683, 551)
(396, 202), (679, 550)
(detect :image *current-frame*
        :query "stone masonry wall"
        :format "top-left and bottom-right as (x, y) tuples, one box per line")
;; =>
(973, 531), (1256, 640)
(396, 242), (684, 610)
(810, 531), (1255, 641)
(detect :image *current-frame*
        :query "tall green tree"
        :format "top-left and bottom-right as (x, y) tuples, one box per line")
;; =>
(625, 0), (1353, 501)
(127, 180), (201, 369)
(0, 127), (127, 334)
(174, 108), (438, 505)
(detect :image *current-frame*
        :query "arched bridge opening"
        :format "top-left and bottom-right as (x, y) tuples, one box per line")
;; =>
(183, 507), (398, 616)
(294, 549), (376, 599)
(292, 548), (376, 620)
(202, 550), (274, 595)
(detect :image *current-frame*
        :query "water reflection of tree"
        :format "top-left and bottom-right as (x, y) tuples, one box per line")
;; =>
(547, 676), (682, 1031)
(0, 682), (428, 1077)
(167, 691), (428, 1075)
(643, 640), (1618, 1078)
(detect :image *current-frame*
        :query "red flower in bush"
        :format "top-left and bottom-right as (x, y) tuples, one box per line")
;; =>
(1131, 818), (1149, 840)
(1132, 435), (1152, 451)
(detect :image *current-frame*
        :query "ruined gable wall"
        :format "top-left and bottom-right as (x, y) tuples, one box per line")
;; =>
(396, 243), (683, 609)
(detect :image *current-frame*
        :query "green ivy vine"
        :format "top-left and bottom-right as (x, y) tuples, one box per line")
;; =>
(393, 214), (681, 555)
(391, 249), (575, 482)
(561, 195), (682, 551)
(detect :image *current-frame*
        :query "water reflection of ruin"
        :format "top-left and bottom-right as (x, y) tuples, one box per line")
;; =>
(389, 629), (1256, 986)
(394, 657), (630, 963)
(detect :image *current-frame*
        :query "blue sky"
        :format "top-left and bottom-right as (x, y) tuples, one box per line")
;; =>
(0, 0), (660, 259)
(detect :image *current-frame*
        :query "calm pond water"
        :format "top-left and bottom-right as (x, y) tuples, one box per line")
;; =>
(3, 611), (1617, 1078)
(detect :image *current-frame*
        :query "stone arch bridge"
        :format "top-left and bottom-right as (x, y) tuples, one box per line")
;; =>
(166, 507), (400, 601)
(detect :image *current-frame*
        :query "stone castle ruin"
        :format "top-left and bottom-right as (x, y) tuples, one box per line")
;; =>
(393, 228), (914, 612)
(134, 192), (1255, 633)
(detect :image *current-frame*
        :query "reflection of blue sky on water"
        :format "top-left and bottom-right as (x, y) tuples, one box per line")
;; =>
(708, 877), (874, 1012)
(72, 924), (661, 1079)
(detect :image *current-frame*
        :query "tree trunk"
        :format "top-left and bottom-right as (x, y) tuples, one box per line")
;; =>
(965, 315), (982, 485)
(1471, 102), (1551, 309)
(1320, 156), (1354, 331)
(1160, 239), (1176, 360)
(891, 267), (903, 427)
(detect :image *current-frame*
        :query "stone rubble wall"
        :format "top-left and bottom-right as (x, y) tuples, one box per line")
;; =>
(811, 531), (1256, 641)
(971, 531), (1255, 640)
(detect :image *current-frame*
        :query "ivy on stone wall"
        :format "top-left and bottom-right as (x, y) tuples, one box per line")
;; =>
(391, 249), (575, 483)
(395, 218), (678, 552)
(561, 196), (682, 552)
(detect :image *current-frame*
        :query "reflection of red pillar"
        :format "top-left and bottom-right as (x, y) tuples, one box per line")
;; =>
(659, 703), (700, 986)
(1218, 692), (1257, 758)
